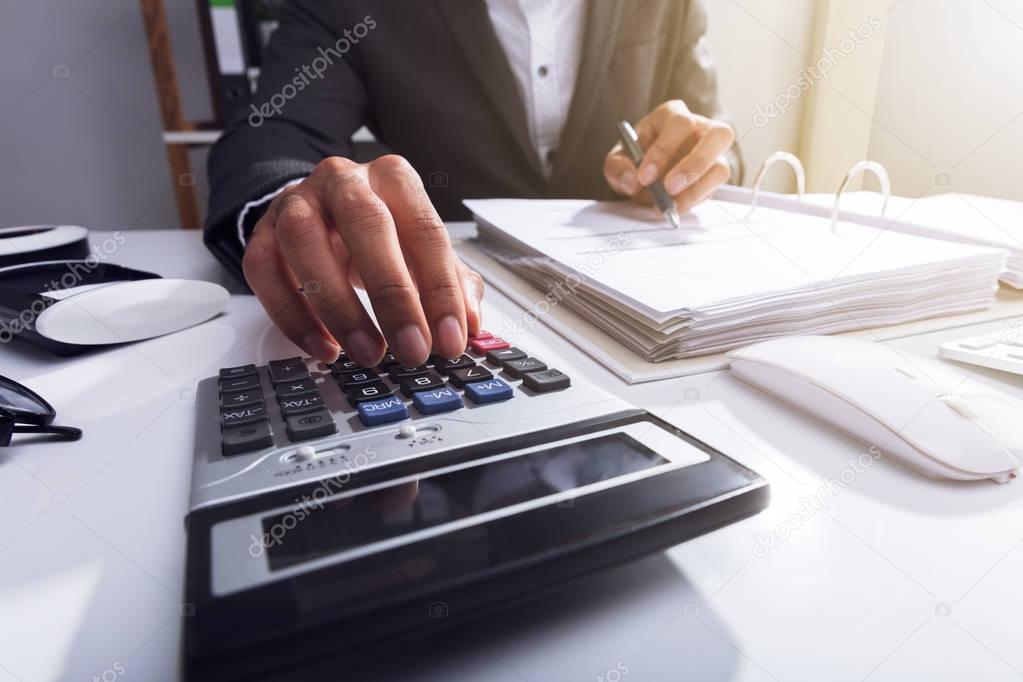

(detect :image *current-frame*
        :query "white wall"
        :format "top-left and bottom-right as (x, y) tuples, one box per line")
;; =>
(3, 1), (1018, 230)
(705, 0), (818, 192)
(0, 0), (211, 230)
(868, 0), (1023, 202)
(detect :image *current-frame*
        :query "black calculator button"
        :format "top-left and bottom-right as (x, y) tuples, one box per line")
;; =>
(275, 377), (318, 398)
(221, 404), (268, 427)
(285, 409), (337, 442)
(377, 353), (400, 370)
(435, 354), (476, 375)
(503, 357), (548, 379)
(220, 374), (260, 394)
(268, 358), (310, 384)
(347, 380), (394, 405)
(219, 364), (256, 380)
(220, 390), (263, 409)
(448, 365), (493, 388)
(221, 420), (273, 456)
(400, 371), (446, 397)
(522, 368), (571, 392)
(279, 393), (325, 416)
(388, 365), (429, 382)
(486, 347), (527, 365)
(338, 368), (379, 388)
(329, 359), (364, 377)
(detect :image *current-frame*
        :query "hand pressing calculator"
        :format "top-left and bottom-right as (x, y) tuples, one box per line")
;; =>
(184, 332), (768, 681)
(215, 331), (572, 456)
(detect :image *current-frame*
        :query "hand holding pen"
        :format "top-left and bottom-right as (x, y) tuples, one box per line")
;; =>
(605, 100), (736, 228)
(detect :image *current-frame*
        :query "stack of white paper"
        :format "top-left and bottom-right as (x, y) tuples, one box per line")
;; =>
(466, 199), (1008, 362)
(808, 191), (1023, 288)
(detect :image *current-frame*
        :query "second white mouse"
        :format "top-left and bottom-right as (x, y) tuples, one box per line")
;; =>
(727, 336), (1023, 483)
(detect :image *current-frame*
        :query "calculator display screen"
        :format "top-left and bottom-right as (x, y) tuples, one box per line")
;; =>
(262, 433), (666, 571)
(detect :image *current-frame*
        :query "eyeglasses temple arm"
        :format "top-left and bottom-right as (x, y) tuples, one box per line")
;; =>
(11, 424), (83, 441)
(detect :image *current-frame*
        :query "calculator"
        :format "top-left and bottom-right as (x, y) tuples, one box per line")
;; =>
(183, 332), (768, 681)
(940, 332), (1023, 377)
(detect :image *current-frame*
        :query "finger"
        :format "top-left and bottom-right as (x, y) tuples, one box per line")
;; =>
(673, 159), (732, 214)
(271, 188), (385, 367)
(313, 158), (432, 366)
(664, 125), (735, 196)
(242, 218), (341, 363)
(634, 109), (698, 187)
(368, 156), (467, 360)
(603, 145), (641, 196)
(459, 263), (484, 337)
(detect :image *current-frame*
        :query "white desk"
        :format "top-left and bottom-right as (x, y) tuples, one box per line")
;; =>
(3, 228), (1023, 682)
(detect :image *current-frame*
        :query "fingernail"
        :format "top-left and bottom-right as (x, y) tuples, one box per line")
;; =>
(393, 324), (429, 365)
(639, 163), (658, 186)
(303, 332), (340, 364)
(342, 328), (378, 366)
(665, 174), (688, 195)
(619, 170), (637, 193)
(436, 315), (465, 358)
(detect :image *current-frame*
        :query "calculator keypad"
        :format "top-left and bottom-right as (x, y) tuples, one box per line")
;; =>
(357, 395), (409, 425)
(502, 357), (547, 379)
(399, 371), (446, 397)
(448, 365), (493, 388)
(285, 410), (336, 441)
(347, 380), (394, 405)
(222, 421), (273, 455)
(213, 334), (571, 455)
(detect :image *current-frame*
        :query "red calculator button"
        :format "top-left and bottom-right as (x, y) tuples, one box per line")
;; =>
(470, 337), (510, 354)
(470, 330), (494, 340)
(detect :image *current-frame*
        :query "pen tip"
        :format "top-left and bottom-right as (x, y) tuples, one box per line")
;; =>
(666, 208), (682, 230)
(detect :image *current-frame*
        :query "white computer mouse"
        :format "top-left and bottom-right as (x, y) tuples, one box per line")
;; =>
(727, 336), (1023, 483)
(34, 279), (229, 345)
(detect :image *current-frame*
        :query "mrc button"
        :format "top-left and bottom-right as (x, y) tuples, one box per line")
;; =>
(358, 395), (409, 426)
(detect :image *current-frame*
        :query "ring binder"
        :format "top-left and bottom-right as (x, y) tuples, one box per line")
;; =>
(831, 160), (891, 229)
(747, 151), (806, 220)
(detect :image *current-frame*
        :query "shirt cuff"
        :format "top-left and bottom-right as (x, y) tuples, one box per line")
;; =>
(236, 178), (306, 247)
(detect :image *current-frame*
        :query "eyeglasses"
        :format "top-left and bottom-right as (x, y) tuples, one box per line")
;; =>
(0, 375), (81, 446)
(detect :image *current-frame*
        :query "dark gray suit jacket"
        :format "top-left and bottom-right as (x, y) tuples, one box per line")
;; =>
(204, 0), (740, 282)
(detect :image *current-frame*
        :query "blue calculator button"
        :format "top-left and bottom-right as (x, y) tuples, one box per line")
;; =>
(412, 387), (464, 414)
(357, 395), (409, 426)
(464, 378), (514, 405)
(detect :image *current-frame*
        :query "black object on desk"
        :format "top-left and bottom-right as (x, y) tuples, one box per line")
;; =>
(0, 375), (81, 446)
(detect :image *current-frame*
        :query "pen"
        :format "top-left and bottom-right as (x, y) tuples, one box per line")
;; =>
(616, 120), (682, 229)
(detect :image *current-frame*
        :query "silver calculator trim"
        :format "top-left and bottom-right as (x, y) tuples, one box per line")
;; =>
(190, 361), (633, 513)
(208, 420), (711, 596)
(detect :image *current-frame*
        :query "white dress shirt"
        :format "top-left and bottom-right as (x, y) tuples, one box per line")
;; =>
(238, 0), (587, 245)
(484, 0), (586, 177)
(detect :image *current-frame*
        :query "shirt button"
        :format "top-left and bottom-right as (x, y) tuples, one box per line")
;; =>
(545, 148), (557, 164)
(538, 65), (550, 78)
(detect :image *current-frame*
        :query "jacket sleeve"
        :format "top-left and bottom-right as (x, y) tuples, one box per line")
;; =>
(668, 0), (745, 185)
(203, 0), (370, 283)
